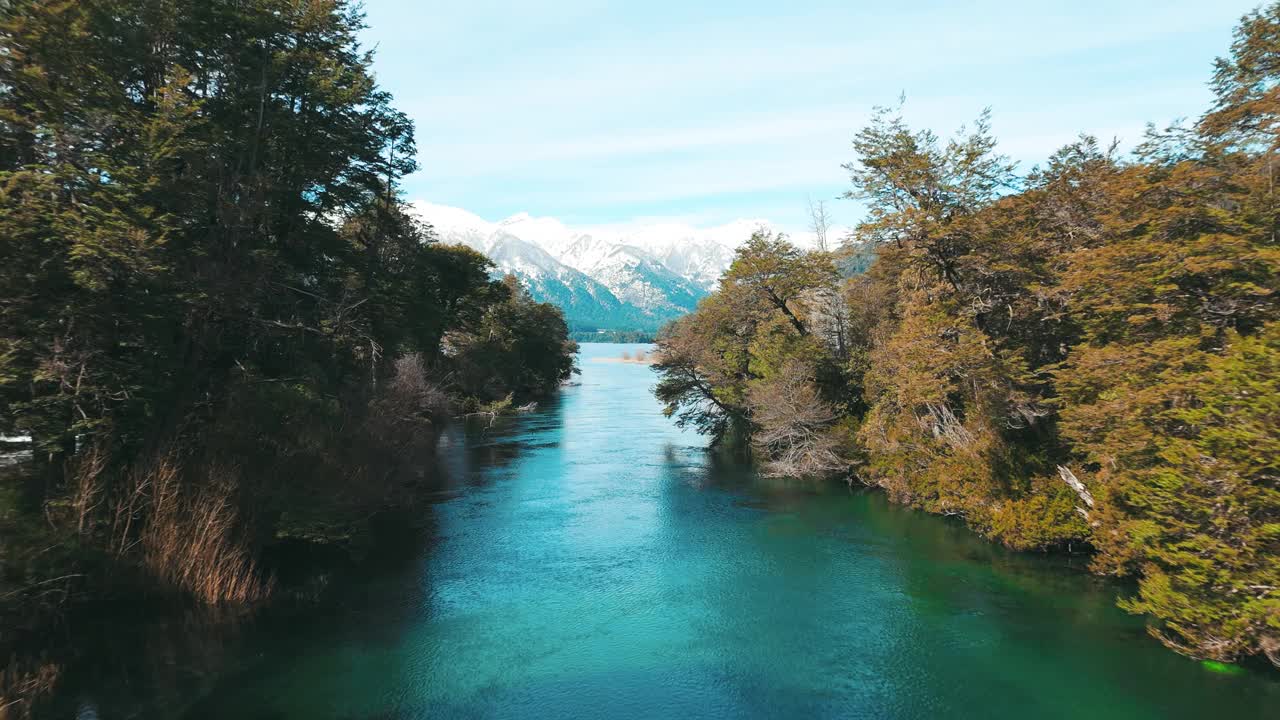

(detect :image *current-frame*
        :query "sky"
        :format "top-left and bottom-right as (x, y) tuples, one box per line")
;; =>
(360, 0), (1262, 233)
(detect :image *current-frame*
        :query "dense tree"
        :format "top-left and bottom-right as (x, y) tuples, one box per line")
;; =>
(655, 231), (849, 472)
(653, 290), (754, 440)
(842, 103), (1017, 292)
(654, 6), (1280, 667)
(720, 230), (837, 336)
(448, 275), (579, 406)
(0, 0), (577, 627)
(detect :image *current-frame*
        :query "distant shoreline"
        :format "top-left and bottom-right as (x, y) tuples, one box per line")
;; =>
(591, 348), (661, 365)
(569, 331), (657, 344)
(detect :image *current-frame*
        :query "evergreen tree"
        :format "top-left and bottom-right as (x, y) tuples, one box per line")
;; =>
(0, 0), (579, 616)
(652, 5), (1280, 666)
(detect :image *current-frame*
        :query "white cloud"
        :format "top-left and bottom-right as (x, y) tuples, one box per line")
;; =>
(367, 0), (1256, 227)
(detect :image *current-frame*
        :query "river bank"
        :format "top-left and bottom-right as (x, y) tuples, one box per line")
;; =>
(12, 344), (1274, 719)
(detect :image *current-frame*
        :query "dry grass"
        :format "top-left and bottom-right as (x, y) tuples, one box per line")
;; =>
(69, 441), (107, 538)
(0, 657), (59, 720)
(106, 450), (269, 605)
(139, 460), (270, 605)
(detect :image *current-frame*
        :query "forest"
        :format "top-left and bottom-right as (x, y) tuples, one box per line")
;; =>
(2, 0), (1279, 715)
(654, 7), (1280, 667)
(0, 0), (577, 667)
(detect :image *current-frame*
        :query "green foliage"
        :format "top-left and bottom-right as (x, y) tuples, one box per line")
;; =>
(1203, 3), (1280, 148)
(0, 0), (577, 613)
(721, 231), (837, 337)
(448, 276), (579, 407)
(842, 103), (1017, 289)
(652, 5), (1280, 667)
(654, 231), (849, 470)
(1111, 327), (1280, 661)
(652, 304), (748, 439)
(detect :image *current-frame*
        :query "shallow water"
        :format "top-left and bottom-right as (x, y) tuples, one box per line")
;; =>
(59, 343), (1278, 718)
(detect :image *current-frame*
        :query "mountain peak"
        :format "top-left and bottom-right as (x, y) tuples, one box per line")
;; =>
(498, 211), (533, 225)
(410, 202), (824, 331)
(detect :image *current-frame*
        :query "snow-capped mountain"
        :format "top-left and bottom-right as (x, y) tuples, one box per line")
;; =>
(410, 201), (795, 331)
(482, 231), (649, 330)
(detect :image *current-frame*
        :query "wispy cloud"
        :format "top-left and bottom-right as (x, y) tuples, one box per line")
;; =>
(365, 0), (1256, 228)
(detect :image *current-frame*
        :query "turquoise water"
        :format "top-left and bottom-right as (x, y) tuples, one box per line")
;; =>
(65, 343), (1279, 718)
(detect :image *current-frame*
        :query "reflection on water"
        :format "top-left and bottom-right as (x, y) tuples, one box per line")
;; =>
(41, 344), (1280, 718)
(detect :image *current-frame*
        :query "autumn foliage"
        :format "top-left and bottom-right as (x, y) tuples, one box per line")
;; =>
(654, 6), (1280, 666)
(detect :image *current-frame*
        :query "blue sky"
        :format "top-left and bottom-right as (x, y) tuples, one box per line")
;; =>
(361, 0), (1261, 231)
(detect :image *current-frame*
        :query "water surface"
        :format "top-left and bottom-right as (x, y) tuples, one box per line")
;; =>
(70, 344), (1280, 717)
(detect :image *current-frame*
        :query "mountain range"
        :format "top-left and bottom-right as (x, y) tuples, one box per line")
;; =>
(411, 202), (799, 332)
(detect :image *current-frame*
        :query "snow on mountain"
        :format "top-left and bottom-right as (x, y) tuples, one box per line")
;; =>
(620, 227), (742, 290)
(482, 232), (646, 329)
(580, 219), (769, 291)
(409, 201), (804, 331)
(496, 212), (577, 253)
(570, 241), (704, 315)
(412, 202), (494, 249)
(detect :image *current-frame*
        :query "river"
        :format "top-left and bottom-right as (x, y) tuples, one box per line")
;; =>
(49, 343), (1278, 718)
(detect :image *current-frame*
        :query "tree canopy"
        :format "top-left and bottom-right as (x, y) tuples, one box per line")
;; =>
(0, 0), (578, 627)
(654, 6), (1280, 667)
